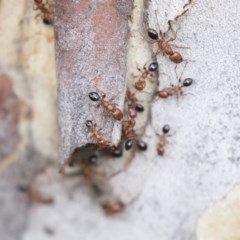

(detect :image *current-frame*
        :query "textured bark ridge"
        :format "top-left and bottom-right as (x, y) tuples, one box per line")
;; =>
(54, 0), (132, 166)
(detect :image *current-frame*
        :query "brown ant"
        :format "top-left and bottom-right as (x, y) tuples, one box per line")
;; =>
(157, 63), (193, 99)
(157, 124), (171, 156)
(81, 155), (99, 180)
(34, 0), (53, 25)
(147, 1), (193, 63)
(89, 92), (123, 121)
(134, 62), (158, 91)
(126, 90), (145, 113)
(86, 120), (113, 149)
(122, 106), (137, 150)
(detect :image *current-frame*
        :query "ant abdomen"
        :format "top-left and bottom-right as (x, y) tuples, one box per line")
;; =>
(147, 28), (159, 40)
(183, 78), (193, 87)
(169, 52), (183, 63)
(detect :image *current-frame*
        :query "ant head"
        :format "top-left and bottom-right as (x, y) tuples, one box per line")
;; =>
(89, 92), (100, 101)
(162, 124), (170, 134)
(147, 28), (159, 40)
(88, 155), (98, 165)
(182, 78), (193, 87)
(85, 120), (93, 128)
(125, 140), (133, 151)
(137, 141), (148, 151)
(135, 103), (144, 112)
(148, 62), (158, 72)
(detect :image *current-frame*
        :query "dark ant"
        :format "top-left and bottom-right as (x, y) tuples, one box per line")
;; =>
(157, 124), (170, 156)
(157, 62), (193, 99)
(134, 62), (158, 91)
(86, 120), (113, 149)
(148, 1), (193, 63)
(89, 92), (123, 121)
(34, 0), (53, 25)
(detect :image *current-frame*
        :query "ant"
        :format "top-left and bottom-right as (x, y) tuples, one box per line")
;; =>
(34, 0), (53, 25)
(147, 0), (194, 63)
(134, 62), (158, 91)
(86, 120), (113, 149)
(157, 124), (171, 156)
(81, 155), (99, 180)
(122, 106), (137, 150)
(157, 62), (193, 99)
(126, 90), (145, 113)
(89, 92), (123, 121)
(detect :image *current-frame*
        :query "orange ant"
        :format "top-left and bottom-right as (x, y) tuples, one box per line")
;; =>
(134, 62), (158, 91)
(157, 124), (171, 156)
(89, 92), (123, 121)
(34, 0), (53, 25)
(86, 120), (113, 149)
(148, 26), (184, 63)
(157, 62), (193, 99)
(122, 106), (137, 150)
(148, 0), (193, 63)
(126, 90), (145, 113)
(81, 155), (99, 180)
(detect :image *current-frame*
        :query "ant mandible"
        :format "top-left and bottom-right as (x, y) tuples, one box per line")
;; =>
(134, 61), (158, 91)
(89, 92), (123, 121)
(157, 62), (193, 99)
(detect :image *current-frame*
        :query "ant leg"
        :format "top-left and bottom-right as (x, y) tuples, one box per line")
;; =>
(170, 44), (190, 49)
(167, 26), (180, 43)
(166, 19), (174, 33)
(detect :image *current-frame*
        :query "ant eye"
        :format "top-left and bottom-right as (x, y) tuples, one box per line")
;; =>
(147, 28), (159, 40)
(183, 78), (193, 87)
(89, 155), (98, 165)
(135, 104), (144, 112)
(125, 140), (133, 151)
(85, 120), (93, 128)
(89, 92), (100, 101)
(148, 62), (158, 72)
(162, 124), (170, 134)
(137, 141), (148, 151)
